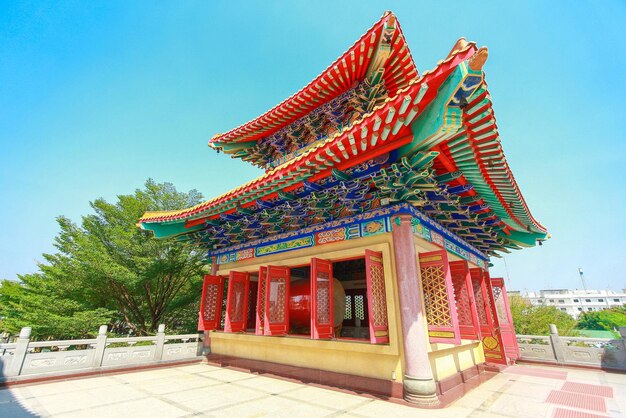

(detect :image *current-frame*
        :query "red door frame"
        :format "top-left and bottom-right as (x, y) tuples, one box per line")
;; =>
(246, 280), (258, 331)
(418, 250), (461, 344)
(311, 258), (334, 339)
(224, 271), (250, 333)
(255, 266), (267, 335)
(264, 265), (291, 336)
(450, 260), (481, 340)
(491, 277), (520, 362)
(470, 268), (507, 364)
(364, 250), (389, 344)
(198, 275), (225, 331)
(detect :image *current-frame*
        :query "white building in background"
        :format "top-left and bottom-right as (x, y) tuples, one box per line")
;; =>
(524, 289), (626, 318)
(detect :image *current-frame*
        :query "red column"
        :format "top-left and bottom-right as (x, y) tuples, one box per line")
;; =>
(392, 214), (439, 406)
(205, 256), (219, 352)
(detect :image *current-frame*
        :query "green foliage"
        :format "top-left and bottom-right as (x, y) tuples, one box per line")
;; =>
(576, 306), (626, 331)
(0, 276), (114, 339)
(0, 179), (206, 339)
(509, 296), (578, 336)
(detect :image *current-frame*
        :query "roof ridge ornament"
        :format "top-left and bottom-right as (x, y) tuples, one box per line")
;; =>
(469, 47), (489, 71)
(448, 38), (469, 58)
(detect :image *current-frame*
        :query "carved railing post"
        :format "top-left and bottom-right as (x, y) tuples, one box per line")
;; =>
(196, 332), (205, 356)
(92, 325), (108, 368)
(154, 324), (166, 361)
(549, 324), (565, 364)
(6, 327), (31, 377)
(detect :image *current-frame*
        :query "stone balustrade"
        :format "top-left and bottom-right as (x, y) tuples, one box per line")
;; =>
(516, 325), (626, 371)
(0, 325), (204, 382)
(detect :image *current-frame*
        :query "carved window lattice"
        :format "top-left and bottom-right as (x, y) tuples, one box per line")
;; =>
(229, 280), (245, 322)
(316, 271), (331, 324)
(368, 264), (387, 326)
(355, 295), (365, 320)
(421, 265), (453, 327)
(345, 296), (353, 320)
(492, 286), (509, 324)
(452, 276), (473, 327)
(257, 279), (266, 323)
(268, 278), (286, 323)
(247, 282), (257, 328)
(203, 284), (220, 321)
(472, 278), (489, 325)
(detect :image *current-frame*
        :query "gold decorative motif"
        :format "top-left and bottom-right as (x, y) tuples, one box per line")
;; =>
(429, 331), (455, 338)
(484, 352), (502, 359)
(419, 255), (442, 263)
(482, 335), (499, 350)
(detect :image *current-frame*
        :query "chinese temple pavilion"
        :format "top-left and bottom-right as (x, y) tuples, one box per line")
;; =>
(138, 12), (547, 406)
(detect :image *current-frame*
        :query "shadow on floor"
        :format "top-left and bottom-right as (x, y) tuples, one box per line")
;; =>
(0, 386), (38, 417)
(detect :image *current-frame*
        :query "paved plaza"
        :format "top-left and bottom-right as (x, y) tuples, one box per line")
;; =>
(1, 362), (624, 417)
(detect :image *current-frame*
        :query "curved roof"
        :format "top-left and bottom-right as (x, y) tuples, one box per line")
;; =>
(209, 11), (418, 150)
(139, 43), (474, 224)
(139, 12), (548, 255)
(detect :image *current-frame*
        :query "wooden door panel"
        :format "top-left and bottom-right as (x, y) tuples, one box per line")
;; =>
(198, 275), (225, 331)
(364, 250), (389, 344)
(264, 266), (290, 336)
(311, 258), (334, 339)
(256, 266), (268, 335)
(225, 271), (250, 333)
(491, 277), (520, 362)
(418, 250), (461, 344)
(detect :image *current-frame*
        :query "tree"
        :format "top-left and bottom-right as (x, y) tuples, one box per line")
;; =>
(576, 306), (626, 331)
(509, 295), (578, 336)
(0, 179), (206, 338)
(0, 276), (114, 339)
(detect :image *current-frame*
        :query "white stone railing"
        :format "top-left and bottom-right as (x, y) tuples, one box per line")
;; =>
(0, 325), (204, 382)
(516, 324), (626, 370)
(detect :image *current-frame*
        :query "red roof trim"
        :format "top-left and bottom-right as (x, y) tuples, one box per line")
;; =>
(209, 12), (418, 146)
(139, 43), (476, 225)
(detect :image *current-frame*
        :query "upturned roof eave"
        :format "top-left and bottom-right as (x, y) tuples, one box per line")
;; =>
(209, 11), (418, 148)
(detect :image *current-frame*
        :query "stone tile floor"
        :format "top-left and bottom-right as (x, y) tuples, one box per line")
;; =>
(0, 363), (624, 417)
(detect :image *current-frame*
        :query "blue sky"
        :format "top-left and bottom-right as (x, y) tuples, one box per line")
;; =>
(1, 1), (625, 292)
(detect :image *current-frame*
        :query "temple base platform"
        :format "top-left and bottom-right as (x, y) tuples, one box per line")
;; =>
(204, 353), (497, 408)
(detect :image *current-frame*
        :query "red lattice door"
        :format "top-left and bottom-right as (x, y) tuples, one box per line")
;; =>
(224, 271), (250, 333)
(450, 260), (481, 340)
(198, 275), (225, 331)
(246, 281), (258, 331)
(255, 266), (267, 335)
(311, 258), (334, 340)
(364, 250), (389, 344)
(264, 266), (291, 336)
(491, 277), (520, 362)
(418, 250), (461, 344)
(470, 268), (507, 364)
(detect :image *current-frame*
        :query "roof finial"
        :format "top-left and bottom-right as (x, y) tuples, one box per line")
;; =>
(469, 47), (489, 71)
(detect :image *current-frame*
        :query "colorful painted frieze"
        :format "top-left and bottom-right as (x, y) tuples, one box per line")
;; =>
(256, 236), (314, 257)
(212, 203), (488, 269)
